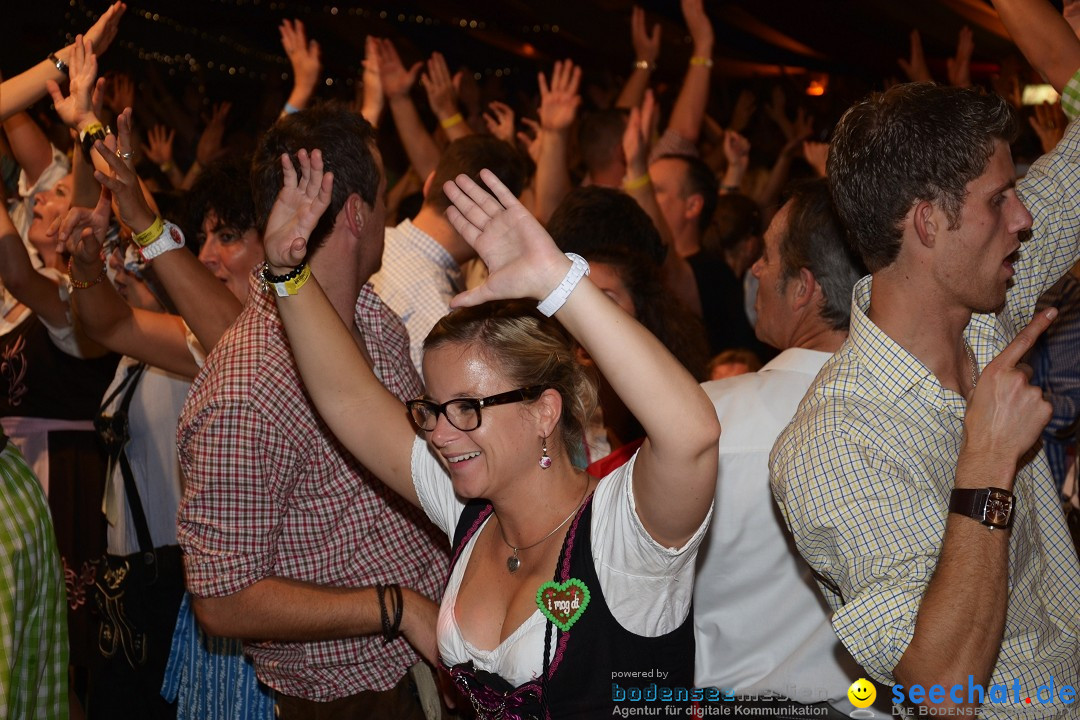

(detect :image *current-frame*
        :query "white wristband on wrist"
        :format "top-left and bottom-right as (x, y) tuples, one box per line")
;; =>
(537, 253), (590, 317)
(139, 221), (186, 261)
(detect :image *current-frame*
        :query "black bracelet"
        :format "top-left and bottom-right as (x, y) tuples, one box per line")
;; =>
(389, 584), (403, 641)
(261, 261), (305, 283)
(49, 52), (69, 75)
(376, 584), (391, 644)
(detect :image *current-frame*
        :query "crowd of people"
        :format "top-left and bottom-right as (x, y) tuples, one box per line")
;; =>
(1, 0), (1078, 718)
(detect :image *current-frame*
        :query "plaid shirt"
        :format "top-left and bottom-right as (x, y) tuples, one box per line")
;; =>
(177, 273), (447, 701)
(0, 438), (68, 720)
(771, 79), (1080, 717)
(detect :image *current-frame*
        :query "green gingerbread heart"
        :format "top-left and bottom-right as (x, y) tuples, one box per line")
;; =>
(535, 578), (591, 632)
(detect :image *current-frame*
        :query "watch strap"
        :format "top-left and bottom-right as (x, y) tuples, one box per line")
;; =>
(948, 487), (1014, 529)
(138, 222), (186, 261)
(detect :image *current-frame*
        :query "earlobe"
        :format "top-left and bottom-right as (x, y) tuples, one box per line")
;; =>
(686, 194), (704, 221)
(913, 201), (936, 248)
(790, 268), (817, 312)
(346, 193), (366, 236)
(537, 388), (564, 439)
(422, 171), (436, 199)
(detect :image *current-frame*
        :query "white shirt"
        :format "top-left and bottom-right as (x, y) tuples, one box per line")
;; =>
(695, 348), (881, 717)
(411, 437), (710, 687)
(370, 220), (463, 378)
(101, 356), (191, 555)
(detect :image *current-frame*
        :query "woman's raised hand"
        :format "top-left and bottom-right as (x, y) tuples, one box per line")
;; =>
(443, 169), (568, 308)
(262, 148), (334, 274)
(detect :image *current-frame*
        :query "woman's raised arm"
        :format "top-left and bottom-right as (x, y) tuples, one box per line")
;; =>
(443, 169), (720, 547)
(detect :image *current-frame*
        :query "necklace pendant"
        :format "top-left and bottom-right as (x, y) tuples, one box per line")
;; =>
(507, 552), (521, 573)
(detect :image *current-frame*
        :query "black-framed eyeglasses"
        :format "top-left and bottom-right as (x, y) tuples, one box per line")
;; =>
(405, 385), (544, 432)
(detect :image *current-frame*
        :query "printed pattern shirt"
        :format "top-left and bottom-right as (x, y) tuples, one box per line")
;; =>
(771, 74), (1080, 719)
(177, 273), (447, 701)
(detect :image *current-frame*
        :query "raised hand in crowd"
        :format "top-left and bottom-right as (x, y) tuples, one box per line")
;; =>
(991, 55), (1023, 108)
(1029, 100), (1068, 153)
(534, 59), (582, 222)
(898, 29), (933, 82)
(358, 35), (384, 127)
(720, 129), (750, 192)
(422, 52), (470, 139)
(728, 89), (757, 133)
(517, 116), (542, 163)
(45, 36), (100, 139)
(143, 124), (183, 187)
(183, 101), (230, 189)
(280, 19), (322, 112)
(0, 1), (125, 120)
(377, 37), (441, 178)
(377, 37), (422, 100)
(946, 26), (974, 88)
(802, 140), (828, 178)
(616, 5), (661, 109)
(105, 73), (135, 117)
(483, 101), (516, 146)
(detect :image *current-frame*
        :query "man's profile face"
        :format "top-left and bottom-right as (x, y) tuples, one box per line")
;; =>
(751, 201), (794, 350)
(930, 139), (1032, 314)
(648, 157), (693, 238)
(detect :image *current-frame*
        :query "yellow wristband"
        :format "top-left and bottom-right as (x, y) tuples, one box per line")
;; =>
(79, 122), (104, 141)
(440, 113), (464, 129)
(132, 217), (165, 247)
(622, 173), (651, 191)
(275, 263), (311, 296)
(689, 56), (714, 68)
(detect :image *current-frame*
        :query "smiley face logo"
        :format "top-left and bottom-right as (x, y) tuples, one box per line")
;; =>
(848, 678), (876, 708)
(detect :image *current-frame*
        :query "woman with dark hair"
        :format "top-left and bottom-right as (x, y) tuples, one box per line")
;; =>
(547, 187), (710, 471)
(262, 153), (720, 717)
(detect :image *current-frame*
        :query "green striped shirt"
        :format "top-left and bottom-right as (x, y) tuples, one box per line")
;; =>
(0, 439), (68, 719)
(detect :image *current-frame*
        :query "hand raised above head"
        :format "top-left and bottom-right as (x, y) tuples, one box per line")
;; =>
(262, 148), (334, 274)
(57, 187), (113, 267)
(92, 107), (156, 234)
(443, 169), (568, 307)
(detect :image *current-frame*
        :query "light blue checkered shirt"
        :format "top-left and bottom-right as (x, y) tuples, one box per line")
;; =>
(770, 74), (1080, 718)
(370, 219), (463, 379)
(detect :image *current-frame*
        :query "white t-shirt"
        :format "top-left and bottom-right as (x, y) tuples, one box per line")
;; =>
(411, 436), (711, 686)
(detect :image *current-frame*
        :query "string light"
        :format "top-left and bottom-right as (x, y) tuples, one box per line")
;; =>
(63, 0), (540, 89)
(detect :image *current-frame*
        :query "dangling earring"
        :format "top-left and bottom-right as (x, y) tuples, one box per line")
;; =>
(539, 438), (552, 469)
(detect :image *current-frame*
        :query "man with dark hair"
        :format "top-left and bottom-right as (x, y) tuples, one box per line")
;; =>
(371, 134), (527, 376)
(696, 180), (873, 717)
(770, 1), (1080, 714)
(177, 105), (446, 717)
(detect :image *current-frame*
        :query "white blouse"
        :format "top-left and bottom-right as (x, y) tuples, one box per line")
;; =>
(411, 437), (711, 686)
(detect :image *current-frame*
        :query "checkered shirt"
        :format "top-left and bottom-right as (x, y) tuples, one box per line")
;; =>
(0, 439), (68, 720)
(370, 219), (463, 378)
(770, 75), (1080, 718)
(177, 273), (447, 701)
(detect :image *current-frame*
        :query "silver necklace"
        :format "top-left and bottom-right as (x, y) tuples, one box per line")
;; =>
(964, 341), (979, 395)
(497, 478), (589, 574)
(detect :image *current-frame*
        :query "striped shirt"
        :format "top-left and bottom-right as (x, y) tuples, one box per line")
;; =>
(370, 219), (463, 378)
(0, 438), (68, 720)
(177, 274), (447, 701)
(771, 78), (1080, 718)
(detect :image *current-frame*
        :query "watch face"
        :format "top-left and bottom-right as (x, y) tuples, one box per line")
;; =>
(984, 490), (1014, 527)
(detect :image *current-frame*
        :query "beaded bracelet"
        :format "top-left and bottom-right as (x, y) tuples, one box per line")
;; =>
(67, 257), (107, 290)
(260, 261), (311, 296)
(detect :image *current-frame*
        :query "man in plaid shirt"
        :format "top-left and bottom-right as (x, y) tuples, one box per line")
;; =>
(177, 106), (446, 718)
(771, 1), (1080, 717)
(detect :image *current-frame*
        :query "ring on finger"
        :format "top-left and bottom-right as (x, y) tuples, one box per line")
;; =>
(116, 149), (134, 160)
